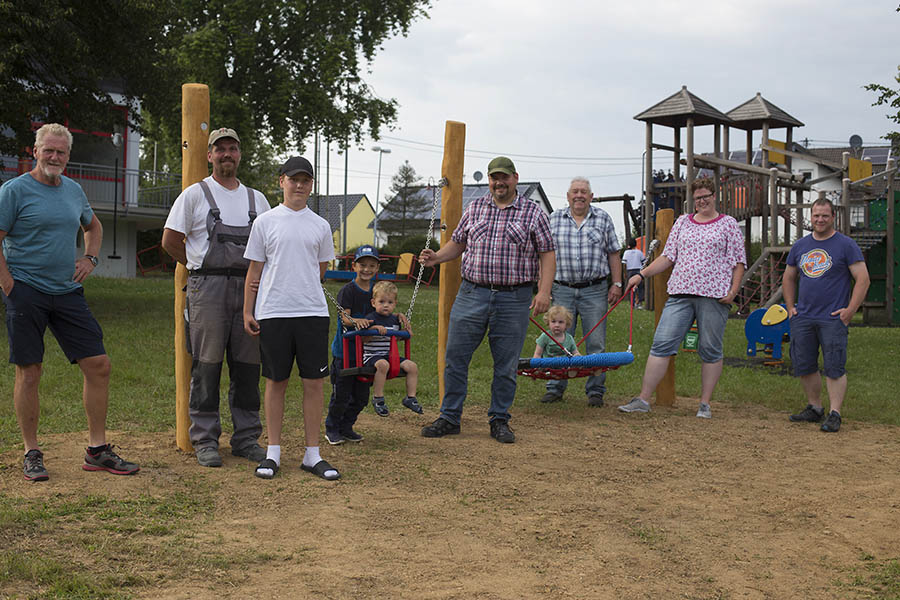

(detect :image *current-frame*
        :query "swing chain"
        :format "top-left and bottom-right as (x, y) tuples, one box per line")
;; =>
(405, 176), (445, 324)
(321, 283), (359, 329)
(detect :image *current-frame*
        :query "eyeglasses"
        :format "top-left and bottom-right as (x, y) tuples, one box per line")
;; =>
(694, 193), (715, 201)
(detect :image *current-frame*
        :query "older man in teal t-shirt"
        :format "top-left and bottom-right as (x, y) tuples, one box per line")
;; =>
(0, 123), (139, 481)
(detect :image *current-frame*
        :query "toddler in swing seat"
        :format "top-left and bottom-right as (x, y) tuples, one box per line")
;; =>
(533, 306), (582, 398)
(361, 281), (422, 416)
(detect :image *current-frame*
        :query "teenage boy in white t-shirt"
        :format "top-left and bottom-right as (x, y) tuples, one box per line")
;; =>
(243, 156), (339, 480)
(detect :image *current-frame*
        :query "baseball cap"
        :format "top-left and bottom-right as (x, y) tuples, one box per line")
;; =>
(208, 127), (240, 146)
(487, 156), (516, 175)
(279, 156), (314, 178)
(354, 245), (380, 262)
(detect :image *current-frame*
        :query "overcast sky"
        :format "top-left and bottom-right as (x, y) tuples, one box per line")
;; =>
(312, 0), (899, 237)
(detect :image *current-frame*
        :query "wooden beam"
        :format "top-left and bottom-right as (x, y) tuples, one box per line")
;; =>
(886, 158), (896, 323)
(176, 83), (209, 452)
(805, 171), (841, 185)
(849, 166), (898, 188)
(686, 117), (695, 212)
(653, 208), (676, 407)
(651, 142), (682, 153)
(760, 143), (843, 171)
(437, 120), (466, 401)
(688, 153), (800, 181)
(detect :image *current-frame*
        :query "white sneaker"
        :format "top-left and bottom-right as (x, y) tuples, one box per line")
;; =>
(696, 403), (711, 419)
(618, 398), (651, 413)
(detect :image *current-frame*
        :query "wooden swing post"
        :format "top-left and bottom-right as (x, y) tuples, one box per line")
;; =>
(653, 208), (676, 406)
(437, 121), (465, 400)
(174, 84), (210, 451)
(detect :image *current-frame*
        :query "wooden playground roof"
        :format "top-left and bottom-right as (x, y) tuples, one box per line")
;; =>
(726, 93), (804, 130)
(634, 86), (732, 127)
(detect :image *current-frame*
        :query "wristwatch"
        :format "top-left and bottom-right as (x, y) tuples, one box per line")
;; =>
(613, 281), (623, 288)
(85, 255), (99, 267)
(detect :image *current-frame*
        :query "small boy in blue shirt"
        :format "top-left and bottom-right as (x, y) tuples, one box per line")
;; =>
(325, 245), (381, 445)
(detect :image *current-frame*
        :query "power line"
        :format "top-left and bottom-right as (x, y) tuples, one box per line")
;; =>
(379, 135), (651, 162)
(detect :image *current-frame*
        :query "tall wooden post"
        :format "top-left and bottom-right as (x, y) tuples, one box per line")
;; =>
(645, 121), (655, 310)
(175, 84), (210, 451)
(685, 118), (695, 213)
(886, 158), (896, 323)
(437, 121), (465, 401)
(653, 208), (676, 406)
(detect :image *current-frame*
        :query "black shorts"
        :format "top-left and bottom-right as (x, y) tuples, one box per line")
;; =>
(259, 316), (329, 381)
(2, 281), (105, 365)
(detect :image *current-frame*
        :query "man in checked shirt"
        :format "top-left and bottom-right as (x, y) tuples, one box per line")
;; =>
(419, 156), (555, 443)
(543, 177), (623, 407)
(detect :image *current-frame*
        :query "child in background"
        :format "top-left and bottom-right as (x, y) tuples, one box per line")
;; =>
(362, 281), (422, 416)
(324, 245), (381, 445)
(533, 305), (580, 402)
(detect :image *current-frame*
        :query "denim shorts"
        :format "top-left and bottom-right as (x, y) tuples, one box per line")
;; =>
(649, 296), (730, 363)
(2, 281), (105, 365)
(789, 316), (848, 378)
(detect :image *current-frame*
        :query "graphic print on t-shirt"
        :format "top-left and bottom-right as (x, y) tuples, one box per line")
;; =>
(799, 249), (832, 278)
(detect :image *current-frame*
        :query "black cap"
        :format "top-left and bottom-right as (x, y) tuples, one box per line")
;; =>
(279, 156), (314, 178)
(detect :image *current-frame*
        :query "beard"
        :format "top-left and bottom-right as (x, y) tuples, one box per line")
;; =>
(216, 159), (237, 178)
(40, 163), (64, 180)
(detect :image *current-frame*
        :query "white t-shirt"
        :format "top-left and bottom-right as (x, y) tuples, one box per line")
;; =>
(244, 203), (335, 319)
(164, 176), (270, 270)
(622, 248), (645, 271)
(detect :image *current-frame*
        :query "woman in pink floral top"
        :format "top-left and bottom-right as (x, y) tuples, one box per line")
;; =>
(618, 178), (746, 419)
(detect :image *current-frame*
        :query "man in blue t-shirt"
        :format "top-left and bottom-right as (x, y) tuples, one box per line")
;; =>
(0, 123), (139, 481)
(783, 198), (869, 433)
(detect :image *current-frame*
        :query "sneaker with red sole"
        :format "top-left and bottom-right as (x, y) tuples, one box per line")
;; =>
(24, 449), (49, 481)
(82, 444), (140, 475)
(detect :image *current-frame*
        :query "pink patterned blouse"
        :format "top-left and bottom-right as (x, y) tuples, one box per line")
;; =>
(662, 213), (746, 297)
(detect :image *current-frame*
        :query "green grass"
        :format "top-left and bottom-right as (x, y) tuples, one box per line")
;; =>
(0, 480), (230, 599)
(1, 276), (899, 598)
(1, 277), (900, 454)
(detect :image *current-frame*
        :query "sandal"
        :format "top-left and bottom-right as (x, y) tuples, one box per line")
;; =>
(301, 459), (340, 480)
(255, 458), (279, 479)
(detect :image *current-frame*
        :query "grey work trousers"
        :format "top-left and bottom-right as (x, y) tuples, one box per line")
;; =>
(186, 274), (261, 451)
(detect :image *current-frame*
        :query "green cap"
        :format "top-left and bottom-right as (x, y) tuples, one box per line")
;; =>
(487, 156), (516, 176)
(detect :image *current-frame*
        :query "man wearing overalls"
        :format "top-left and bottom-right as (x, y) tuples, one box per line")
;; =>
(163, 128), (271, 467)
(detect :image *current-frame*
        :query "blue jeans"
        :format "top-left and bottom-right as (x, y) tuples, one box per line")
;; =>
(546, 281), (608, 398)
(650, 296), (730, 363)
(441, 280), (532, 425)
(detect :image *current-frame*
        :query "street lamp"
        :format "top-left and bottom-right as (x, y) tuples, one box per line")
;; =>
(371, 145), (391, 246)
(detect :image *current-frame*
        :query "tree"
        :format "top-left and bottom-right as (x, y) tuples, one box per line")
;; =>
(143, 0), (432, 191)
(2, 0), (432, 192)
(864, 5), (900, 149)
(379, 160), (431, 241)
(0, 0), (178, 156)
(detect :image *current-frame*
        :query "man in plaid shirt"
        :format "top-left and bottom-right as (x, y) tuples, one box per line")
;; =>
(419, 156), (555, 444)
(543, 177), (622, 406)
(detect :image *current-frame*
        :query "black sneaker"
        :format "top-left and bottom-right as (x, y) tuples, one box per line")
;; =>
(325, 430), (345, 446)
(421, 417), (460, 438)
(402, 396), (424, 414)
(83, 444), (140, 475)
(789, 404), (824, 423)
(490, 420), (515, 444)
(231, 443), (266, 462)
(23, 449), (49, 482)
(587, 394), (604, 407)
(821, 411), (842, 433)
(540, 392), (562, 403)
(340, 428), (364, 443)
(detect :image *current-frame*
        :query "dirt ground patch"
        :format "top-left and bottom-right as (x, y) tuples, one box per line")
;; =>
(3, 399), (900, 599)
